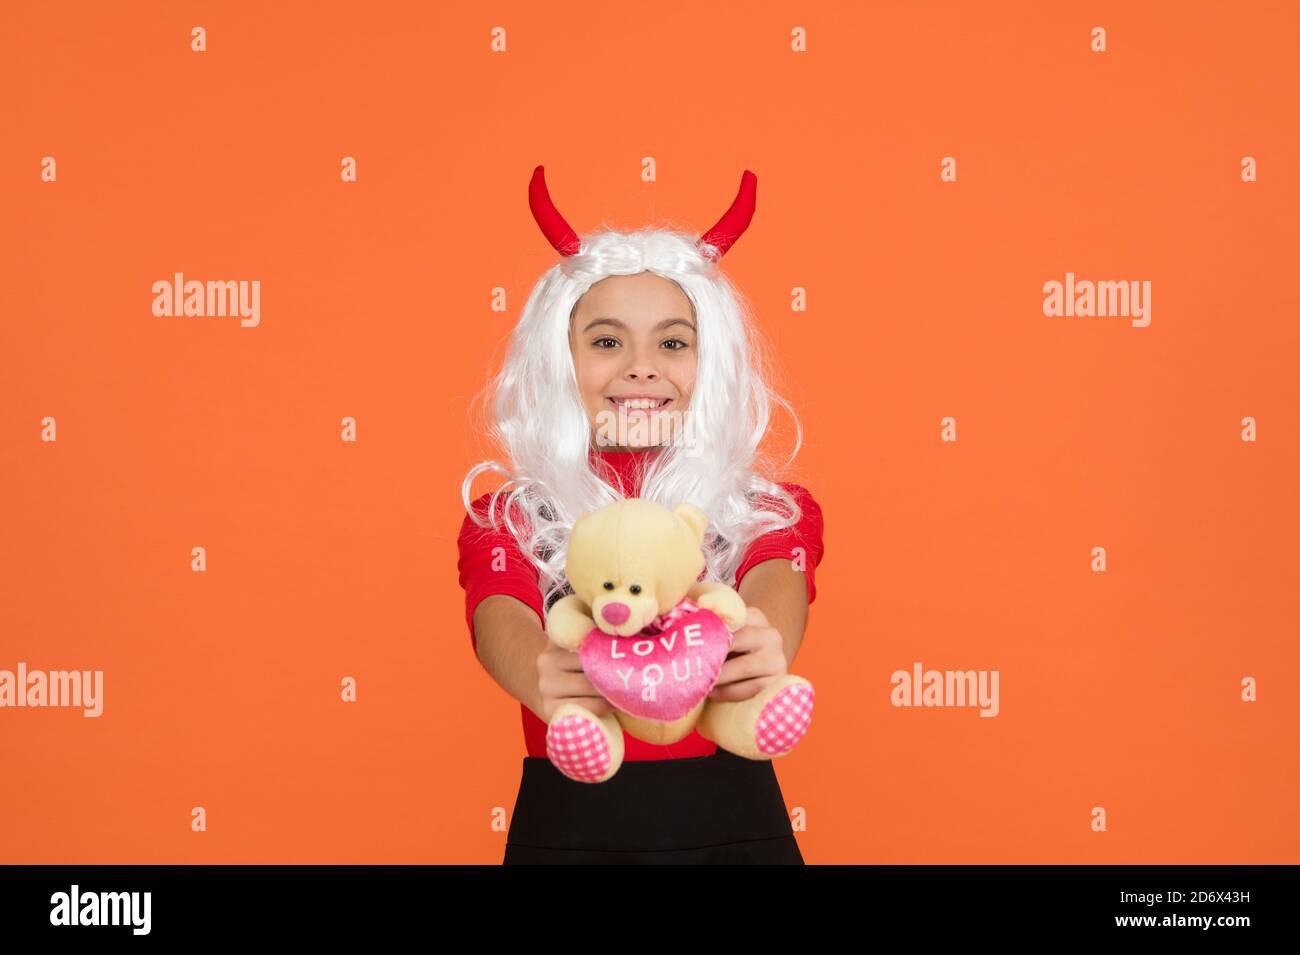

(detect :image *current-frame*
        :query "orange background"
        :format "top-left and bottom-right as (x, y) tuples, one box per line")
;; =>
(3, 0), (1297, 863)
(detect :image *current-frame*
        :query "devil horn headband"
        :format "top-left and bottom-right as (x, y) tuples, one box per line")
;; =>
(528, 165), (757, 260)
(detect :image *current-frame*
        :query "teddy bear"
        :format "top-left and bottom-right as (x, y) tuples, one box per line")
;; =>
(543, 497), (815, 783)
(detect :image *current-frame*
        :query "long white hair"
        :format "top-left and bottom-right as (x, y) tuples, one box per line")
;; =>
(460, 226), (806, 616)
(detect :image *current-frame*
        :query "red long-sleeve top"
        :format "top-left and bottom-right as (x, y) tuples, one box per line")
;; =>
(456, 447), (825, 760)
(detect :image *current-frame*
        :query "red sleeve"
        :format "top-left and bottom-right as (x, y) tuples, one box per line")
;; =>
(732, 483), (825, 605)
(456, 493), (545, 657)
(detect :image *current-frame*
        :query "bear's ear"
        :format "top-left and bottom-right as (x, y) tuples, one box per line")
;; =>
(672, 503), (710, 544)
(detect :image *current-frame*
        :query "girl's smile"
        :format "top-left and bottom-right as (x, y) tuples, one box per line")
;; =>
(607, 395), (673, 413)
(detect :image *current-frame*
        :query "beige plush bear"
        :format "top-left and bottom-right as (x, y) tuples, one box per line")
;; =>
(544, 498), (815, 784)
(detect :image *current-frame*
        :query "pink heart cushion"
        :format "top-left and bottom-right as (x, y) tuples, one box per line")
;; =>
(579, 601), (734, 722)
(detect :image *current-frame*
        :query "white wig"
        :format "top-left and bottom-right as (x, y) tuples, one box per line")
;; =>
(460, 225), (807, 616)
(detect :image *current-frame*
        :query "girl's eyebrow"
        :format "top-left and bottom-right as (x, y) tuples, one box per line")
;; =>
(582, 317), (696, 333)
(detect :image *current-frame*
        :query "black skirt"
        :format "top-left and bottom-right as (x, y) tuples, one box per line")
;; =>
(503, 749), (805, 864)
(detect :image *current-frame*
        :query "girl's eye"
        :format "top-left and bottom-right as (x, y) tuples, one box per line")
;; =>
(592, 337), (690, 350)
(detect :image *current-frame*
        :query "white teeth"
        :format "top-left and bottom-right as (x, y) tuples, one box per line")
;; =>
(613, 398), (665, 410)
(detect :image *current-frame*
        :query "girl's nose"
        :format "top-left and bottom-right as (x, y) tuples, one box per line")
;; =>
(601, 602), (631, 625)
(624, 349), (660, 381)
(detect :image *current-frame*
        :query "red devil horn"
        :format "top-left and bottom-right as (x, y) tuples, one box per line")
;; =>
(698, 170), (757, 259)
(529, 165), (581, 256)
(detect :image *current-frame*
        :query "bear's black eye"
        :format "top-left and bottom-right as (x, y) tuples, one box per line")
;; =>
(629, 584), (641, 595)
(603, 581), (614, 590)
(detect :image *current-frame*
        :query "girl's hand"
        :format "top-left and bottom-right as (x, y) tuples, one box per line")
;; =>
(536, 641), (614, 723)
(707, 606), (788, 703)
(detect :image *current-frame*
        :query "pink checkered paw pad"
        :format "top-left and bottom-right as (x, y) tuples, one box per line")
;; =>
(755, 683), (814, 756)
(546, 713), (612, 782)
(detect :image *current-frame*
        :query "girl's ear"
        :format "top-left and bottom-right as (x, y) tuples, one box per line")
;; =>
(672, 503), (710, 544)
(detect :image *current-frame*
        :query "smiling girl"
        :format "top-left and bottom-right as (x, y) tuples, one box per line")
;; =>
(457, 166), (826, 864)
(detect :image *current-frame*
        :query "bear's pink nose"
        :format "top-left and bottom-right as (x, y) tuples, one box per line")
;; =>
(601, 602), (631, 625)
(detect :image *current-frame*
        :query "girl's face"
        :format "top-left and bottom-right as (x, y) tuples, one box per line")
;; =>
(569, 271), (697, 451)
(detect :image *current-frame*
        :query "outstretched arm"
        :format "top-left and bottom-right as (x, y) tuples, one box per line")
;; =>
(736, 557), (810, 670)
(706, 558), (810, 704)
(473, 594), (549, 718)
